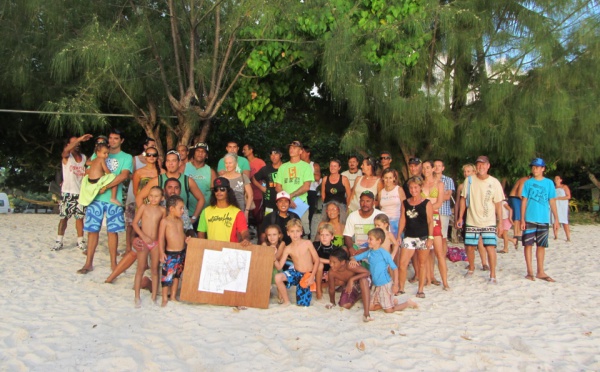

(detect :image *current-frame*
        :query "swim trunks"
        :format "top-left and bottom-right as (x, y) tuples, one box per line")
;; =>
(162, 249), (186, 287)
(370, 281), (394, 310)
(402, 236), (428, 250)
(133, 237), (158, 252)
(338, 283), (360, 307)
(283, 268), (312, 307)
(59, 192), (85, 220)
(508, 196), (522, 221)
(83, 200), (125, 233)
(464, 225), (497, 247)
(523, 222), (550, 248)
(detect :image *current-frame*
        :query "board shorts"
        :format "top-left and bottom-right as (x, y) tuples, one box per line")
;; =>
(162, 249), (186, 287)
(339, 283), (360, 307)
(464, 225), (497, 247)
(284, 268), (312, 307)
(523, 222), (550, 248)
(402, 236), (428, 250)
(432, 211), (442, 237)
(83, 200), (125, 233)
(124, 202), (136, 224)
(508, 196), (522, 221)
(59, 193), (85, 219)
(370, 281), (394, 310)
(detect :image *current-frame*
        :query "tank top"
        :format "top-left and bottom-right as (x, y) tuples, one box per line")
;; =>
(403, 199), (430, 238)
(158, 173), (190, 208)
(379, 186), (401, 220)
(324, 175), (347, 204)
(348, 176), (379, 212)
(62, 153), (87, 194)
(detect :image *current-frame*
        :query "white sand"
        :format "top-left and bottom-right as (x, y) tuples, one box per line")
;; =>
(1, 214), (599, 370)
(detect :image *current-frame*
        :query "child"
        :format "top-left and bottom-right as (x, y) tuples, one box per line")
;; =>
(131, 186), (166, 307)
(498, 200), (518, 254)
(158, 195), (190, 307)
(349, 228), (418, 314)
(325, 248), (372, 322)
(262, 224), (286, 300)
(314, 223), (337, 300)
(78, 143), (121, 206)
(373, 214), (400, 259)
(274, 219), (320, 307)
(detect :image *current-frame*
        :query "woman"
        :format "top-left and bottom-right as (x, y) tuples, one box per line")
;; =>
(378, 168), (406, 238)
(221, 153), (253, 220)
(315, 201), (346, 247)
(321, 159), (352, 217)
(421, 160), (449, 290)
(553, 175), (571, 241)
(397, 176), (434, 298)
(348, 157), (381, 212)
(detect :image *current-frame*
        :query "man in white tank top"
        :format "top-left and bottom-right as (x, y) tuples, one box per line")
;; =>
(52, 134), (92, 251)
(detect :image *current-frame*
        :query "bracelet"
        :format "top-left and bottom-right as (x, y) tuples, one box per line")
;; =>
(428, 236), (434, 239)
(190, 216), (197, 220)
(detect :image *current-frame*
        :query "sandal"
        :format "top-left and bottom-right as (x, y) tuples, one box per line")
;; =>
(416, 292), (426, 298)
(431, 279), (441, 286)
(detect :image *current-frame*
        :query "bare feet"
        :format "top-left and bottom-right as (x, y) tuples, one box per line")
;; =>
(524, 274), (535, 281)
(316, 291), (323, 300)
(77, 266), (94, 274)
(482, 265), (490, 271)
(363, 315), (374, 322)
(134, 298), (142, 308)
(536, 275), (555, 282)
(443, 286), (451, 291)
(406, 299), (419, 309)
(110, 198), (122, 206)
(279, 301), (291, 307)
(161, 300), (168, 307)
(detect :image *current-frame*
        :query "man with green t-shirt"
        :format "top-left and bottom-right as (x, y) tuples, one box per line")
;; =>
(185, 142), (216, 219)
(275, 140), (315, 237)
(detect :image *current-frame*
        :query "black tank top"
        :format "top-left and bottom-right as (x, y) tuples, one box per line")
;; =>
(403, 199), (430, 238)
(324, 175), (346, 204)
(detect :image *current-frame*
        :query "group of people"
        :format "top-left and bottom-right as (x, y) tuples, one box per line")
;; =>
(53, 131), (571, 313)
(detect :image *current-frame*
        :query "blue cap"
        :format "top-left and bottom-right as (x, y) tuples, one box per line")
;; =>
(530, 158), (546, 167)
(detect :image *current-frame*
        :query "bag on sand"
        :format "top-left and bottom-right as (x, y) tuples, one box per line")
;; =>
(447, 246), (467, 262)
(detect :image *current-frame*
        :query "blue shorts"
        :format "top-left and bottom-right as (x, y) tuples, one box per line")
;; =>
(464, 226), (497, 247)
(284, 268), (312, 307)
(83, 200), (125, 233)
(508, 197), (522, 221)
(523, 222), (550, 248)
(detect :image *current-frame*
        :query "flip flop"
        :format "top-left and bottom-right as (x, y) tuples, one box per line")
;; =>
(77, 267), (94, 274)
(536, 276), (555, 282)
(363, 315), (374, 322)
(482, 265), (490, 271)
(431, 279), (441, 286)
(524, 275), (535, 281)
(497, 250), (508, 254)
(416, 292), (426, 298)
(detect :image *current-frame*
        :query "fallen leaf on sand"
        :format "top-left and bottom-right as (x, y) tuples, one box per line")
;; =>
(584, 331), (592, 336)
(356, 341), (365, 351)
(92, 325), (97, 328)
(461, 335), (472, 341)
(391, 330), (395, 335)
(232, 307), (240, 313)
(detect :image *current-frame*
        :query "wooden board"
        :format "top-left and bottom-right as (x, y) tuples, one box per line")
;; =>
(180, 238), (274, 309)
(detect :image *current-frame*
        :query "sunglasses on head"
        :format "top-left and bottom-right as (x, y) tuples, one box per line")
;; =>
(213, 187), (228, 192)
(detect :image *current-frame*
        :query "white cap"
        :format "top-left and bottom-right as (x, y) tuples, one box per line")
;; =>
(276, 191), (291, 201)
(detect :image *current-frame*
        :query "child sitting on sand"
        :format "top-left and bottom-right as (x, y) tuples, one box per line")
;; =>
(158, 195), (190, 307)
(314, 223), (337, 300)
(325, 248), (372, 322)
(131, 186), (166, 307)
(274, 219), (320, 307)
(78, 143), (121, 206)
(350, 228), (418, 315)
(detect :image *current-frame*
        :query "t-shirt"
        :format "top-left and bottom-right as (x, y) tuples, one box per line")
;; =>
(254, 164), (280, 210)
(259, 211), (300, 245)
(522, 177), (556, 224)
(198, 205), (248, 242)
(249, 157), (266, 201)
(93, 150), (133, 203)
(217, 156), (250, 174)
(461, 175), (505, 227)
(354, 248), (397, 286)
(275, 160), (315, 203)
(185, 162), (213, 213)
(62, 153), (87, 194)
(343, 208), (384, 249)
(440, 175), (455, 216)
(341, 170), (362, 189)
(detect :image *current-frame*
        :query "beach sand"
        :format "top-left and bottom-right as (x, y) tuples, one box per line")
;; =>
(1, 214), (599, 371)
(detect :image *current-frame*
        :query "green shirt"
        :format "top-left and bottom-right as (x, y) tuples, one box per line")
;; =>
(275, 160), (314, 203)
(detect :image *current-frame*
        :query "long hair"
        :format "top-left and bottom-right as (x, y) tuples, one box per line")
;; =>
(209, 188), (240, 209)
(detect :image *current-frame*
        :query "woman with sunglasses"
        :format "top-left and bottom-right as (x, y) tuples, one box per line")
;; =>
(348, 157), (382, 213)
(221, 153), (253, 221)
(132, 147), (164, 202)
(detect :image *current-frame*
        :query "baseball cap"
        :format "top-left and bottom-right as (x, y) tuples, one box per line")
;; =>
(270, 148), (282, 155)
(96, 135), (108, 145)
(192, 142), (209, 152)
(476, 156), (490, 163)
(408, 157), (422, 165)
(276, 191), (291, 201)
(530, 158), (546, 167)
(213, 177), (230, 189)
(360, 190), (375, 199)
(287, 140), (303, 148)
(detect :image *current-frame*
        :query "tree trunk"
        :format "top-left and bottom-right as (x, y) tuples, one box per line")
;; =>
(587, 170), (600, 190)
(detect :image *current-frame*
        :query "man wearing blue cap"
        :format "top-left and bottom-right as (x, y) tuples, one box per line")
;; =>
(520, 158), (559, 282)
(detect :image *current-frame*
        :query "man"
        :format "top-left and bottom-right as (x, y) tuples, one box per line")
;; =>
(253, 148), (283, 215)
(275, 140), (315, 237)
(177, 144), (189, 174)
(341, 155), (362, 189)
(242, 143), (266, 227)
(137, 149), (205, 222)
(343, 191), (384, 256)
(52, 134), (92, 251)
(378, 151), (393, 176)
(77, 129), (133, 274)
(217, 140), (250, 178)
(185, 142), (216, 220)
(434, 159), (455, 254)
(258, 191), (300, 245)
(456, 155), (505, 283)
(508, 174), (531, 247)
(197, 177), (251, 245)
(521, 158), (559, 282)
(403, 157), (423, 197)
(300, 144), (321, 238)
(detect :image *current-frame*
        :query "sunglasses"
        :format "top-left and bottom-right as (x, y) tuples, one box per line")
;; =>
(146, 153), (158, 158)
(213, 187), (228, 192)
(380, 156), (391, 160)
